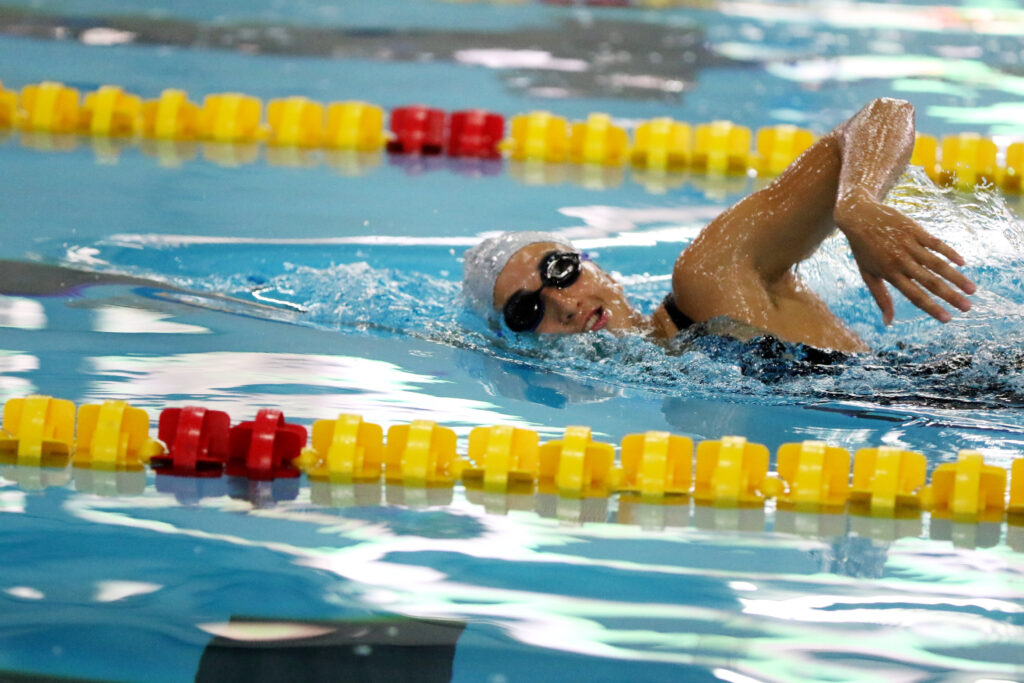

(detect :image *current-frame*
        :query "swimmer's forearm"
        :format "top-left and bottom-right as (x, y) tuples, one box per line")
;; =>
(833, 98), (916, 215)
(830, 98), (975, 325)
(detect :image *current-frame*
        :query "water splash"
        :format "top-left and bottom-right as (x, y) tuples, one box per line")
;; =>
(64, 170), (1024, 417)
(209, 171), (1019, 410)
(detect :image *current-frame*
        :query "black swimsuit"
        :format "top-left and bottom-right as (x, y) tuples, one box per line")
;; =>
(662, 295), (1024, 407)
(662, 293), (696, 332)
(661, 292), (848, 378)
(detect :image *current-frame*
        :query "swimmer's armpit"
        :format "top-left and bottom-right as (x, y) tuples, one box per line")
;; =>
(835, 192), (976, 325)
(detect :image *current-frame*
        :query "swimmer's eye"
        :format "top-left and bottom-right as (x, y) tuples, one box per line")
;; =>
(503, 290), (544, 332)
(502, 251), (582, 332)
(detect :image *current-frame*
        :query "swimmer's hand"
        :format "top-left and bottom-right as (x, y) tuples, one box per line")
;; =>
(835, 193), (976, 325)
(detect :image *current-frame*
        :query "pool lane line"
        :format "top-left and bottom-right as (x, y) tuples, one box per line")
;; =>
(1, 80), (1021, 195)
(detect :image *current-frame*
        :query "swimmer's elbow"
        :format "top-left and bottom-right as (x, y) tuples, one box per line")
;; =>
(834, 98), (915, 151)
(867, 97), (915, 123)
(853, 98), (915, 132)
(870, 96), (913, 111)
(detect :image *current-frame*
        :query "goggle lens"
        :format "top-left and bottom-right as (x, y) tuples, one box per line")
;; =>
(502, 251), (581, 332)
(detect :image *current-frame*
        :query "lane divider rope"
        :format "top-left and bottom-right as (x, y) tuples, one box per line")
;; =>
(2, 395), (1023, 528)
(1, 80), (1020, 193)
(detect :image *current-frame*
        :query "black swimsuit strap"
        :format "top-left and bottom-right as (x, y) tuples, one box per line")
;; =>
(662, 293), (696, 332)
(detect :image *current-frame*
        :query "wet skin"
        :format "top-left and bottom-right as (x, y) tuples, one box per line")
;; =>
(490, 99), (977, 353)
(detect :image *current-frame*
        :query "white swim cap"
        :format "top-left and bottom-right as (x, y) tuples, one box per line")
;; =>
(462, 231), (574, 318)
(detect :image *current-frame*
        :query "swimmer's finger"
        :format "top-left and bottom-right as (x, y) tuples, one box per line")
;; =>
(862, 271), (894, 326)
(918, 231), (966, 267)
(892, 273), (951, 323)
(914, 246), (976, 299)
(906, 260), (971, 314)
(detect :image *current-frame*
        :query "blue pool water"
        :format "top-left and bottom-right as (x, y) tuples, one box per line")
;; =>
(2, 2), (1024, 681)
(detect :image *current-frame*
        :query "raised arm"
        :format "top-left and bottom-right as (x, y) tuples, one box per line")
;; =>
(668, 98), (974, 341)
(832, 100), (974, 324)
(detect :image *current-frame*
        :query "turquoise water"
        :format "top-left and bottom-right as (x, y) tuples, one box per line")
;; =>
(2, 1), (1024, 681)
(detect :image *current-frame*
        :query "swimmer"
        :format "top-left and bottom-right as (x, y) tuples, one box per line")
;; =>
(463, 98), (976, 353)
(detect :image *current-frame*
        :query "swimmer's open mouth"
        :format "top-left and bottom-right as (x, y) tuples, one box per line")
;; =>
(584, 306), (608, 332)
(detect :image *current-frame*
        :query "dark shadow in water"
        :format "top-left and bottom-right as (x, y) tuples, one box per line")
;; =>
(0, 10), (746, 101)
(196, 616), (466, 683)
(0, 259), (165, 297)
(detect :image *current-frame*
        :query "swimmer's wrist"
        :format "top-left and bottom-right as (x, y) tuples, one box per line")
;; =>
(834, 189), (881, 234)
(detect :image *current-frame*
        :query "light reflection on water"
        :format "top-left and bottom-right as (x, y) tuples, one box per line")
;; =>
(91, 305), (211, 335)
(0, 296), (46, 331)
(0, 351), (37, 401)
(714, 2), (1024, 35)
(84, 351), (524, 431)
(35, 483), (1022, 680)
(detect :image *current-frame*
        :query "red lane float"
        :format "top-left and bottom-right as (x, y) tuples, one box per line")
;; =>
(448, 109), (504, 159)
(153, 406), (231, 477)
(226, 409), (306, 480)
(387, 105), (446, 155)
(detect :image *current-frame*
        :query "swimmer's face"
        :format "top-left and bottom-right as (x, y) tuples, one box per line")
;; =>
(493, 242), (640, 335)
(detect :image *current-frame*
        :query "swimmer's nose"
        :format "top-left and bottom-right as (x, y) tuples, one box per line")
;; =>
(542, 287), (581, 325)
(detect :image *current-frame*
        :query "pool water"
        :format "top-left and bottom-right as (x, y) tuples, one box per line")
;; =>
(2, 1), (1024, 681)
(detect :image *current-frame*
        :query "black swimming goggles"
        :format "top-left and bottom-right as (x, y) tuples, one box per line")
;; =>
(502, 250), (582, 332)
